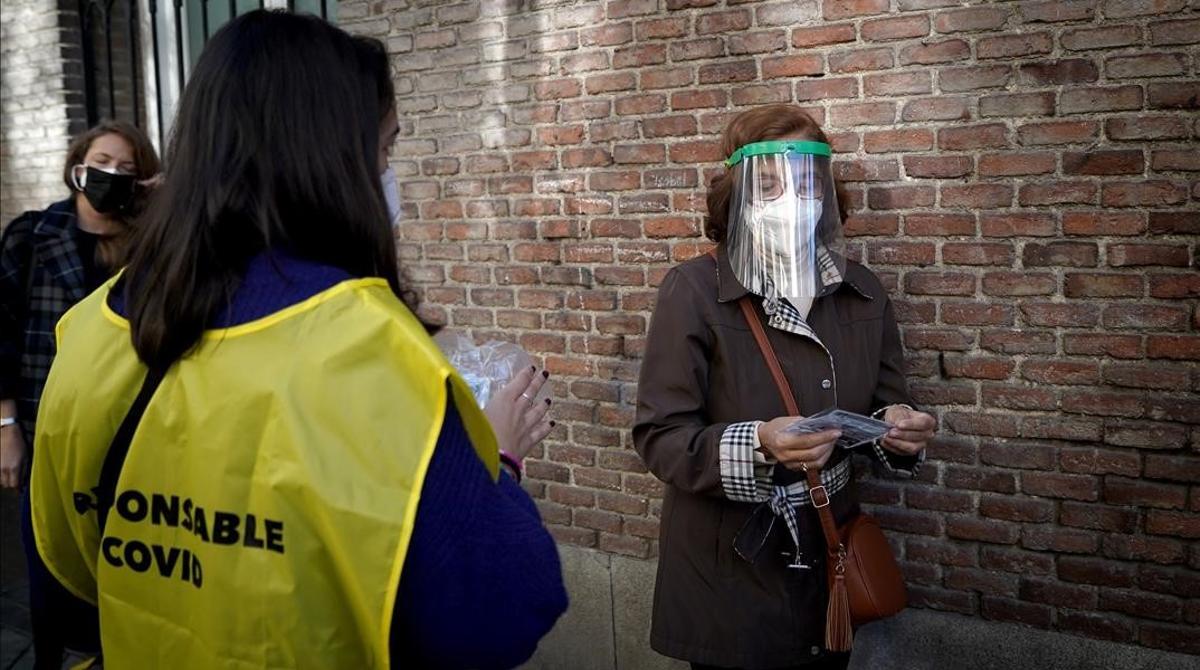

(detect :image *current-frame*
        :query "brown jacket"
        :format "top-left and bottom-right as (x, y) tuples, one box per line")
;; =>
(633, 245), (916, 669)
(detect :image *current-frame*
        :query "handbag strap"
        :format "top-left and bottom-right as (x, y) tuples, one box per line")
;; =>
(710, 249), (844, 553)
(96, 363), (169, 533)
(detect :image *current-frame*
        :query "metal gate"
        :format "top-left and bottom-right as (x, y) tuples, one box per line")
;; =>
(77, 0), (336, 151)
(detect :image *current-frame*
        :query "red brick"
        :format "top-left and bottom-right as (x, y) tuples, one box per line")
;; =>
(1061, 24), (1141, 50)
(824, 0), (889, 19)
(1060, 557), (1139, 587)
(1149, 82), (1200, 109)
(904, 329), (975, 351)
(668, 140), (723, 164)
(946, 567), (1020, 596)
(979, 330), (1057, 355)
(938, 65), (1012, 92)
(829, 47), (894, 73)
(1103, 304), (1190, 330)
(981, 213), (1056, 238)
(1019, 59), (1099, 85)
(608, 0), (659, 19)
(934, 6), (1010, 32)
(830, 102), (894, 126)
(940, 185), (1013, 209)
(939, 123), (1008, 150)
(1105, 477), (1188, 509)
(1017, 120), (1100, 145)
(908, 538), (979, 567)
(864, 72), (933, 97)
(978, 32), (1053, 59)
(1063, 150), (1145, 175)
(905, 213), (975, 235)
(981, 494), (1055, 522)
(1103, 535), (1186, 565)
(984, 597), (1051, 629)
(873, 507), (944, 535)
(834, 159), (901, 183)
(795, 77), (858, 101)
(533, 78), (582, 101)
(907, 487), (975, 513)
(903, 155), (973, 179)
(899, 40), (970, 65)
(1060, 85), (1144, 113)
(867, 186), (936, 210)
(1021, 472), (1100, 501)
(1101, 589), (1182, 622)
(1060, 447), (1143, 477)
(1022, 526), (1099, 554)
(843, 213), (900, 237)
(1019, 182), (1098, 206)
(728, 29), (789, 55)
(538, 125), (586, 146)
(1021, 0), (1097, 22)
(1144, 455), (1200, 483)
(1146, 511), (1200, 538)
(947, 516), (1020, 544)
(1021, 578), (1098, 610)
(1064, 273), (1144, 298)
(1022, 303), (1100, 327)
(904, 272), (975, 296)
(793, 23), (858, 47)
(1104, 115), (1190, 140)
(982, 273), (1057, 296)
(1059, 501), (1139, 532)
(1104, 181), (1190, 207)
(979, 92), (1056, 118)
(1063, 211), (1146, 236)
(862, 14), (930, 41)
(670, 90), (727, 111)
(979, 152), (1057, 176)
(1148, 212), (1200, 235)
(1020, 359), (1100, 385)
(981, 546), (1055, 575)
(1103, 363), (1191, 391)
(1152, 150), (1200, 171)
(1108, 243), (1190, 267)
(864, 129), (934, 153)
(615, 94), (667, 116)
(1149, 18), (1200, 45)
(901, 97), (971, 122)
(699, 60), (758, 84)
(1147, 335), (1200, 360)
(1107, 53), (1189, 79)
(1104, 0), (1187, 19)
(580, 22), (633, 47)
(761, 54), (823, 79)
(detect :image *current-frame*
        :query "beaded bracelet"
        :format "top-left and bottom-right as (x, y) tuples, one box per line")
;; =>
(498, 449), (523, 483)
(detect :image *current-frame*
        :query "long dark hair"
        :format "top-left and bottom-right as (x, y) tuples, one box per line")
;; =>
(124, 11), (403, 368)
(705, 104), (847, 243)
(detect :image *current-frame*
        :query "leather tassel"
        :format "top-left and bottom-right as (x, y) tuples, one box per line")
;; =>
(825, 572), (854, 652)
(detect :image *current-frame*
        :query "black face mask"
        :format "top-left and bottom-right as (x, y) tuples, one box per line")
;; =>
(76, 166), (137, 214)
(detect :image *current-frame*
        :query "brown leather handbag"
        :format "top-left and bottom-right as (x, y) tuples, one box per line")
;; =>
(736, 295), (908, 651)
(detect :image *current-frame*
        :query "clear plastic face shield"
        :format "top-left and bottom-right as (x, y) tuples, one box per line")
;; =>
(725, 140), (845, 302)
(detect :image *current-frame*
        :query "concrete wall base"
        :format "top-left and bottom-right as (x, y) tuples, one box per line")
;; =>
(523, 545), (1198, 670)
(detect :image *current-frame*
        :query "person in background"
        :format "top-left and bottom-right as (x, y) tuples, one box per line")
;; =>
(1, 119), (159, 669)
(27, 11), (565, 669)
(633, 104), (937, 670)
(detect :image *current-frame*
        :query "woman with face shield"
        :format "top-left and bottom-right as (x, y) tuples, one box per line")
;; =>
(634, 104), (937, 669)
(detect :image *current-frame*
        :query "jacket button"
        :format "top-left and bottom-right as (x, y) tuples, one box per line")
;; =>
(821, 379), (832, 390)
(811, 646), (821, 655)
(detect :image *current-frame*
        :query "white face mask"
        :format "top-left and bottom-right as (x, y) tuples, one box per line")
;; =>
(754, 196), (822, 279)
(381, 167), (401, 228)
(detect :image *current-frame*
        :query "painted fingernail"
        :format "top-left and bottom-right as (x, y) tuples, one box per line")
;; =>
(530, 365), (536, 372)
(545, 398), (552, 405)
(542, 370), (550, 379)
(550, 421), (557, 427)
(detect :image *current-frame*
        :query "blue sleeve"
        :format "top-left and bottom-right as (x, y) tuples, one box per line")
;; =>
(391, 393), (568, 669)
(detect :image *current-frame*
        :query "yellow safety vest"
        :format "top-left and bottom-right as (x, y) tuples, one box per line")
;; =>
(31, 276), (498, 669)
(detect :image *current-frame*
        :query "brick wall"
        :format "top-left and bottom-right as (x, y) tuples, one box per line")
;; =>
(340, 0), (1199, 655)
(0, 0), (77, 227)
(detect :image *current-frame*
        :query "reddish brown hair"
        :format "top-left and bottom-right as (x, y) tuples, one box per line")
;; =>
(704, 104), (847, 243)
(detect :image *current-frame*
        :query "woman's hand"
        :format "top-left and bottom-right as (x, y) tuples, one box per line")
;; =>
(756, 416), (840, 472)
(881, 405), (936, 456)
(484, 366), (554, 463)
(1, 424), (26, 490)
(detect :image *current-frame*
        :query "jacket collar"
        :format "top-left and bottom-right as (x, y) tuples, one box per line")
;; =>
(712, 243), (875, 304)
(33, 198), (87, 301)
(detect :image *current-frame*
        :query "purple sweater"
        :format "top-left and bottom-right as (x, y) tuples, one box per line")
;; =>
(29, 251), (567, 668)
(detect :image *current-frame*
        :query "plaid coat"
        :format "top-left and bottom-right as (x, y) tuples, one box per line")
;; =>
(0, 199), (89, 448)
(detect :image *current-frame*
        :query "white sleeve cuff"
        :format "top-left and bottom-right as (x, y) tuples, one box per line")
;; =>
(719, 421), (773, 502)
(872, 404), (924, 478)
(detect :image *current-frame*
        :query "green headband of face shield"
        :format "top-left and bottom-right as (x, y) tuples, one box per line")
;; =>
(723, 140), (832, 168)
